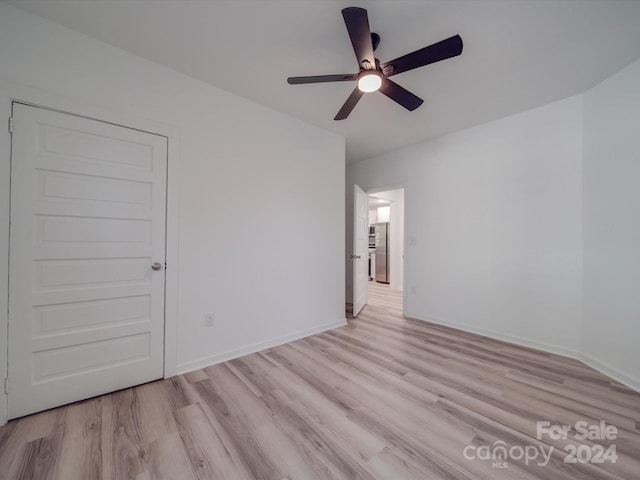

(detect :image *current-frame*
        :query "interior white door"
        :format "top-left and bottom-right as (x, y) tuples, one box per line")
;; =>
(7, 103), (167, 419)
(352, 184), (368, 317)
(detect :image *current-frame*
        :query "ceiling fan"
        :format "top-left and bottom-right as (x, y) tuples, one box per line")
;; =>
(287, 7), (463, 120)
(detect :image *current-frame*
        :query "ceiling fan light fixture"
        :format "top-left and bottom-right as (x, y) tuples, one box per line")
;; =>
(286, 7), (463, 120)
(357, 71), (382, 92)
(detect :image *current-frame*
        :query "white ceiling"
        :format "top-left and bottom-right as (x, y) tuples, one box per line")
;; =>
(6, 0), (640, 163)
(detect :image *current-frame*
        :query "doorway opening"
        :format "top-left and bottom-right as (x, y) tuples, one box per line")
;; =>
(366, 188), (404, 315)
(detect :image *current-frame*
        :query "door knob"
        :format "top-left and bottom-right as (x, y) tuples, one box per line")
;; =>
(151, 262), (163, 271)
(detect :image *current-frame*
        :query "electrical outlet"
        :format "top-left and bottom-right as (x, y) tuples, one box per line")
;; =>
(205, 313), (215, 327)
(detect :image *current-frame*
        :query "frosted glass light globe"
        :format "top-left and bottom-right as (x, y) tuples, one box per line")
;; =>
(357, 72), (382, 92)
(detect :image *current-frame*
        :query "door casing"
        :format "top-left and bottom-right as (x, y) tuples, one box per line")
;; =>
(352, 184), (368, 317)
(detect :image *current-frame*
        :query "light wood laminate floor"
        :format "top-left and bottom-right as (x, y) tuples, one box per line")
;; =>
(366, 280), (404, 316)
(1, 289), (639, 479)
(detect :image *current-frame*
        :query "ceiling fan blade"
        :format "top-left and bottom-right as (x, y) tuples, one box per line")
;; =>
(287, 74), (357, 85)
(334, 87), (365, 120)
(342, 7), (376, 70)
(379, 79), (424, 111)
(381, 35), (463, 77)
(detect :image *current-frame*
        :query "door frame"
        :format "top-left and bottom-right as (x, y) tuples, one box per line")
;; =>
(365, 184), (407, 316)
(352, 184), (368, 317)
(0, 81), (182, 426)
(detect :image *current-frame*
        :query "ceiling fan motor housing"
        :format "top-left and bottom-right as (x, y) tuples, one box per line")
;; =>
(371, 32), (381, 52)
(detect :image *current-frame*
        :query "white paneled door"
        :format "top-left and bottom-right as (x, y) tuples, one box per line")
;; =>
(7, 103), (167, 419)
(352, 184), (368, 317)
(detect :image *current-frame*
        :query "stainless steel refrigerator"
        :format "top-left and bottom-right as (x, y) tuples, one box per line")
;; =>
(375, 222), (389, 283)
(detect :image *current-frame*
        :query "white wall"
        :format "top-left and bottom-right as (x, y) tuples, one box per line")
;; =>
(368, 209), (378, 225)
(347, 96), (584, 356)
(0, 0), (345, 402)
(376, 206), (390, 223)
(582, 58), (640, 390)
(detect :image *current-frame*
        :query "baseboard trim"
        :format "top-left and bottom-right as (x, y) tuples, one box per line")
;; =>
(405, 311), (640, 394)
(579, 351), (640, 393)
(404, 311), (580, 359)
(176, 319), (347, 375)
